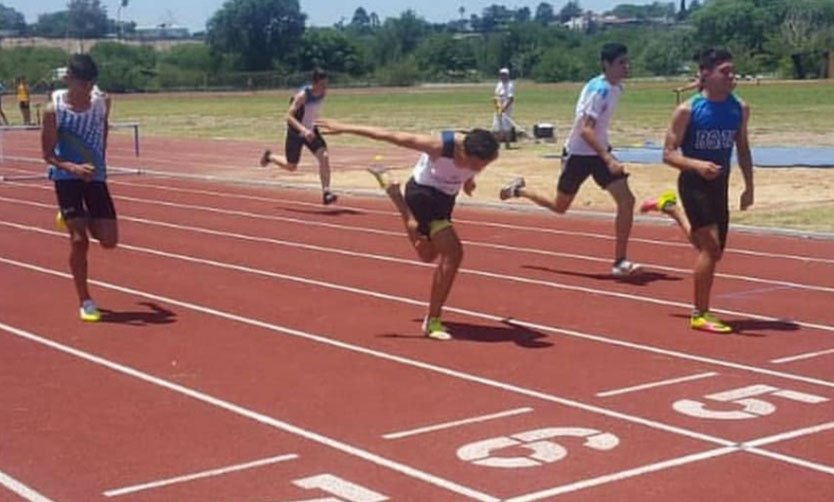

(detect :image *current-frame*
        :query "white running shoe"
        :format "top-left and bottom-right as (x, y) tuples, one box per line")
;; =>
(499, 177), (526, 200)
(612, 259), (642, 278)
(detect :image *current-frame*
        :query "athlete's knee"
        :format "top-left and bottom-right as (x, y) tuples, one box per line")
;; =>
(554, 193), (572, 214)
(99, 236), (118, 249)
(617, 192), (636, 209)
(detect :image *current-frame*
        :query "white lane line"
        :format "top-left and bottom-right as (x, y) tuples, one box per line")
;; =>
(743, 420), (834, 449)
(0, 256), (736, 447)
(6, 187), (834, 298)
(745, 447), (834, 476)
(107, 178), (834, 266)
(0, 321), (498, 502)
(5, 222), (834, 394)
(0, 470), (53, 502)
(103, 454), (299, 497)
(504, 447), (738, 502)
(1, 201), (832, 339)
(382, 407), (534, 440)
(596, 372), (719, 398)
(771, 348), (834, 364)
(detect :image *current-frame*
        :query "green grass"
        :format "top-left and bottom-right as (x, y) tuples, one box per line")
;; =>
(100, 80), (834, 234)
(107, 79), (834, 146)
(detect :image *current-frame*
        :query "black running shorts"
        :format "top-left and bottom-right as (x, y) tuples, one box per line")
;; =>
(404, 177), (456, 238)
(557, 154), (628, 195)
(678, 170), (730, 249)
(285, 126), (327, 164)
(54, 180), (117, 220)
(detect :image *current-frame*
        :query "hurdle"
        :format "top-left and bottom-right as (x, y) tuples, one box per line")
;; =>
(111, 122), (141, 157)
(0, 166), (143, 182)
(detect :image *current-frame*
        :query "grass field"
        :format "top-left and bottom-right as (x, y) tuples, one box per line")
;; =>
(37, 79), (834, 234)
(104, 79), (834, 147)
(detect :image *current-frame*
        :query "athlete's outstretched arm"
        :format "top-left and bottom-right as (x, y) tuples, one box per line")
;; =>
(736, 102), (754, 210)
(316, 119), (443, 157)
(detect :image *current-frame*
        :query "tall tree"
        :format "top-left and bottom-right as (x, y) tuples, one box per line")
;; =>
(67, 0), (109, 38)
(558, 1), (583, 23)
(206, 0), (306, 71)
(350, 7), (371, 31)
(534, 2), (555, 25)
(0, 3), (26, 32)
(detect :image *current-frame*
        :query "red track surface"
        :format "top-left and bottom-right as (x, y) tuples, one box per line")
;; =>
(1, 134), (833, 501)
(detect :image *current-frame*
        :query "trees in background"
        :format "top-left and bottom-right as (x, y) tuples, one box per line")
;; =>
(3, 0), (833, 90)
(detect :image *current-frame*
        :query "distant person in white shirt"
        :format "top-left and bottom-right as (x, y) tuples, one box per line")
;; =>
(492, 67), (515, 149)
(499, 43), (643, 279)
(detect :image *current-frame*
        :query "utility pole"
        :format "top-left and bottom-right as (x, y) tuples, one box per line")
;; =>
(118, 0), (130, 41)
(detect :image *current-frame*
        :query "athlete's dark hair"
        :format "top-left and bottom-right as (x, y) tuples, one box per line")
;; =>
(601, 43), (628, 64)
(463, 128), (499, 161)
(67, 54), (98, 82)
(311, 68), (328, 82)
(697, 48), (733, 70)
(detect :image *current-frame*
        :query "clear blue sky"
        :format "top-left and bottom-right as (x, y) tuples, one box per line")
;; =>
(6, 1), (666, 31)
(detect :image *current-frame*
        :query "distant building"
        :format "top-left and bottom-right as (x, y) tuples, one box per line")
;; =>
(564, 13), (673, 31)
(132, 24), (190, 40)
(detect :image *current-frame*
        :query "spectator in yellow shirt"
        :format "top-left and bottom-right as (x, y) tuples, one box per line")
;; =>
(17, 75), (31, 125)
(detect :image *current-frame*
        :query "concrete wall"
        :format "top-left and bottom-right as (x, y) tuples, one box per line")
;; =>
(0, 37), (202, 53)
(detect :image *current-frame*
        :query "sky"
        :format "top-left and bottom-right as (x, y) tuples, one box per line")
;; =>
(5, 0), (666, 31)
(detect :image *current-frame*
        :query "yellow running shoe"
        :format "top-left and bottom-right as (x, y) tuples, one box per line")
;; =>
(79, 299), (102, 322)
(55, 211), (67, 231)
(367, 165), (390, 189)
(640, 189), (677, 213)
(422, 317), (452, 341)
(691, 311), (732, 334)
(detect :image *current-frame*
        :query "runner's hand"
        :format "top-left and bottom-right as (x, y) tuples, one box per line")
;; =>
(463, 179), (476, 196)
(68, 163), (95, 181)
(740, 187), (754, 210)
(315, 119), (341, 135)
(605, 155), (625, 176)
(695, 161), (722, 180)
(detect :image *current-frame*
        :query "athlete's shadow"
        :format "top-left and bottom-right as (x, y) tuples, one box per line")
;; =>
(277, 206), (364, 217)
(99, 302), (177, 326)
(670, 314), (799, 336)
(443, 320), (552, 348)
(379, 319), (552, 348)
(522, 264), (681, 286)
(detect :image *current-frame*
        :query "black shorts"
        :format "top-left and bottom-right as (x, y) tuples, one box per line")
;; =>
(678, 170), (730, 249)
(285, 126), (327, 164)
(55, 180), (117, 221)
(19, 101), (30, 110)
(404, 178), (456, 238)
(557, 154), (628, 195)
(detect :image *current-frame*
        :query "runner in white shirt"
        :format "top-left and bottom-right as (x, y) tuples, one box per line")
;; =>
(317, 119), (499, 340)
(499, 43), (642, 278)
(492, 67), (515, 149)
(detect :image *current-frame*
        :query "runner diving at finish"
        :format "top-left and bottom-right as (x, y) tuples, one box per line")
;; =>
(316, 119), (499, 340)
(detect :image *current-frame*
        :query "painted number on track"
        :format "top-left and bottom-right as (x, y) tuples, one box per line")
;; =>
(457, 427), (619, 468)
(290, 474), (388, 502)
(673, 384), (828, 420)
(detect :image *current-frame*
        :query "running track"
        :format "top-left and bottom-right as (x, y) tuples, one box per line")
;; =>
(1, 134), (833, 501)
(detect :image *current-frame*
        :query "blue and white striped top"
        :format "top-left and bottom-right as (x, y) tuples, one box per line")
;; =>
(48, 89), (108, 182)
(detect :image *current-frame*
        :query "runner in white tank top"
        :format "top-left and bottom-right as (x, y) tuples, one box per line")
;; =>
(316, 120), (499, 340)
